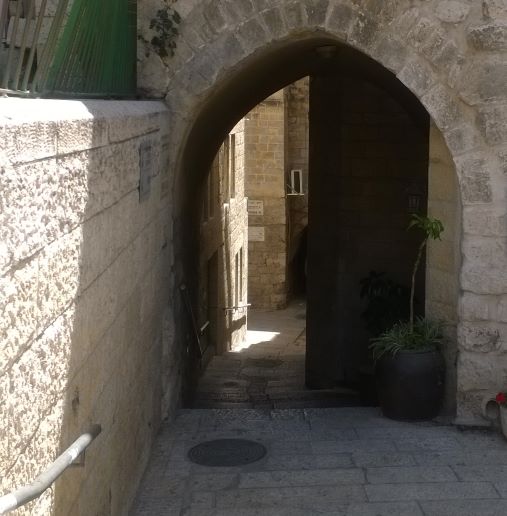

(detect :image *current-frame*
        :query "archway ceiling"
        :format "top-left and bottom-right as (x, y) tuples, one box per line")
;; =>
(181, 34), (428, 202)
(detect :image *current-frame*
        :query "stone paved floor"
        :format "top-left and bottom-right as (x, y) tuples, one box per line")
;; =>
(132, 304), (507, 515)
(131, 407), (507, 515)
(193, 301), (358, 409)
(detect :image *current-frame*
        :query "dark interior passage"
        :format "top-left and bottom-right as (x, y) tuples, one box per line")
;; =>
(182, 43), (431, 407)
(306, 66), (429, 390)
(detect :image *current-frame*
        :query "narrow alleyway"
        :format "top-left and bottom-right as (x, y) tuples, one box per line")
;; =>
(132, 407), (507, 515)
(192, 301), (359, 409)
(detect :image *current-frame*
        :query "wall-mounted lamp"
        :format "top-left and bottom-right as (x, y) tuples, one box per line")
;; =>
(407, 194), (422, 213)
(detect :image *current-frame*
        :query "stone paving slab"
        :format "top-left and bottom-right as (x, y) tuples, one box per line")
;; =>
(420, 500), (507, 516)
(131, 407), (507, 515)
(193, 302), (360, 409)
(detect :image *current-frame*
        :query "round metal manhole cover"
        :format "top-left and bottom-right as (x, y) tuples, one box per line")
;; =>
(187, 439), (267, 467)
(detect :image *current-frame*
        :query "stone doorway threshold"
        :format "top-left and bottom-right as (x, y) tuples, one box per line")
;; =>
(192, 301), (359, 409)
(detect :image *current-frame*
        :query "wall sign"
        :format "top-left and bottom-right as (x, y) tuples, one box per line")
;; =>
(139, 140), (155, 202)
(248, 200), (264, 216)
(248, 226), (265, 242)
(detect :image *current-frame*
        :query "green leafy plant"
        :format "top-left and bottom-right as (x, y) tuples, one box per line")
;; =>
(370, 317), (444, 361)
(369, 214), (445, 360)
(407, 214), (444, 331)
(359, 271), (410, 337)
(149, 1), (181, 58)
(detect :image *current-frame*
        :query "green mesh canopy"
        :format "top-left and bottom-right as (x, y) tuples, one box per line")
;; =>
(40, 0), (136, 97)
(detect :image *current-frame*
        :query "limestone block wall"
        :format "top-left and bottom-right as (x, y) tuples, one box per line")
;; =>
(0, 99), (176, 515)
(426, 123), (461, 416)
(285, 77), (310, 297)
(199, 120), (248, 355)
(245, 91), (287, 309)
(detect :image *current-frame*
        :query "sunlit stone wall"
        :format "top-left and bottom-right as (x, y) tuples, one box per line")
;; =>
(0, 99), (177, 515)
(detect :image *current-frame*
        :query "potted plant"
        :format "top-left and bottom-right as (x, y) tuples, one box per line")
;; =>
(495, 392), (507, 439)
(370, 214), (445, 420)
(358, 271), (410, 405)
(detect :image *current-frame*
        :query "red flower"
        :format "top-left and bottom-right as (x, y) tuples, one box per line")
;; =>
(496, 392), (506, 404)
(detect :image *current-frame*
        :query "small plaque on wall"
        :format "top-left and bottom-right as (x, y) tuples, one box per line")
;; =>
(248, 200), (264, 216)
(139, 140), (154, 202)
(248, 226), (265, 242)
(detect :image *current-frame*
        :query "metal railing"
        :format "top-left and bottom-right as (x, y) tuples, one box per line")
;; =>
(0, 0), (136, 98)
(0, 424), (101, 514)
(0, 0), (67, 96)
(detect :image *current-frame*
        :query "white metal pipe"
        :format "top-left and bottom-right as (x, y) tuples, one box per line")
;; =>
(0, 424), (101, 514)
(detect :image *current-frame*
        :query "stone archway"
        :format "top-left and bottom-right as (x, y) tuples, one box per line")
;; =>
(142, 0), (507, 425)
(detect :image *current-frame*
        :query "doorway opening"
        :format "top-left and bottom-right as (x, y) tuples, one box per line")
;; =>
(177, 40), (459, 414)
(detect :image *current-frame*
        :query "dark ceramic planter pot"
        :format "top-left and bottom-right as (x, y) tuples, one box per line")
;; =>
(375, 349), (444, 421)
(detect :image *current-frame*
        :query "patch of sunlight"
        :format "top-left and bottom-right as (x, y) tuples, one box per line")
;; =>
(232, 329), (280, 352)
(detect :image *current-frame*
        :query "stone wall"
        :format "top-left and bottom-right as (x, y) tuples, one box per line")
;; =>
(143, 0), (507, 424)
(426, 122), (461, 416)
(285, 77), (310, 297)
(199, 121), (248, 356)
(0, 99), (175, 515)
(245, 91), (288, 310)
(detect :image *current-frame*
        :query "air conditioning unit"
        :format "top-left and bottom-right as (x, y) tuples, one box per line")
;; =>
(287, 169), (304, 195)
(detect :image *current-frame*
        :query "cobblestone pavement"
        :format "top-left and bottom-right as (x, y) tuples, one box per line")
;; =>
(132, 407), (507, 515)
(193, 301), (359, 409)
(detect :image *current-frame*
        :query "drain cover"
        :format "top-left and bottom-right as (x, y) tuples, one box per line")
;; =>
(187, 439), (267, 467)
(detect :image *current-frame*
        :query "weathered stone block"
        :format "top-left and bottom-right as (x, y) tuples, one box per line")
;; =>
(477, 104), (507, 145)
(237, 18), (269, 49)
(459, 57), (507, 105)
(104, 101), (167, 143)
(371, 36), (408, 74)
(397, 59), (436, 98)
(1, 106), (57, 164)
(457, 350), (507, 391)
(460, 292), (493, 322)
(463, 206), (507, 237)
(262, 7), (286, 36)
(37, 228), (81, 330)
(459, 324), (501, 352)
(326, 4), (354, 41)
(348, 12), (380, 52)
(52, 102), (110, 155)
(0, 257), (39, 374)
(220, 0), (254, 21)
(435, 1), (470, 23)
(468, 22), (507, 51)
(455, 153), (492, 204)
(444, 124), (482, 155)
(8, 309), (73, 454)
(422, 84), (463, 131)
(137, 52), (170, 99)
(482, 0), (507, 19)
(203, 3), (228, 33)
(407, 16), (440, 50)
(0, 372), (10, 465)
(305, 0), (329, 26)
(0, 158), (69, 268)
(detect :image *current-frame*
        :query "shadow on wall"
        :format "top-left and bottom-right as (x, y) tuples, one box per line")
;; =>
(1, 99), (175, 514)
